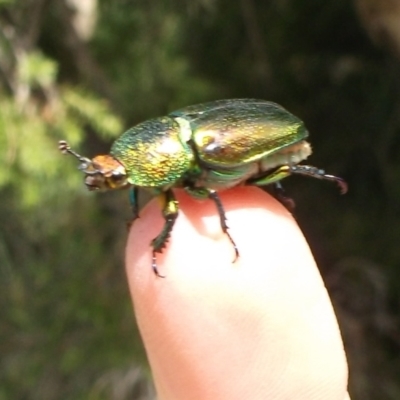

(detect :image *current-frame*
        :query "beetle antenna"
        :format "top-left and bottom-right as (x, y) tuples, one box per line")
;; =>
(58, 140), (89, 163)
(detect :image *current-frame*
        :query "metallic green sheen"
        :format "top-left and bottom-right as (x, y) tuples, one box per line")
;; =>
(170, 99), (308, 168)
(110, 117), (193, 187)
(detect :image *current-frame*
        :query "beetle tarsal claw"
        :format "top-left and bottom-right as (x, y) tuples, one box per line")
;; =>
(152, 251), (165, 278)
(317, 173), (348, 194)
(336, 178), (348, 194)
(225, 230), (239, 262)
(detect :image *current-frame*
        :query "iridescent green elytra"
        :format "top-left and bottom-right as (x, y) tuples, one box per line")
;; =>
(59, 99), (347, 277)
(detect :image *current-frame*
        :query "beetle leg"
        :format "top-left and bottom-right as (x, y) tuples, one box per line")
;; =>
(129, 187), (140, 221)
(271, 182), (296, 211)
(249, 164), (347, 194)
(185, 187), (239, 262)
(249, 170), (296, 210)
(151, 189), (179, 278)
(248, 166), (291, 186)
(126, 187), (140, 230)
(287, 165), (348, 194)
(208, 190), (239, 261)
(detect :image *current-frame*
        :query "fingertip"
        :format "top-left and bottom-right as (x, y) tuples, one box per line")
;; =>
(125, 187), (348, 400)
(125, 187), (294, 284)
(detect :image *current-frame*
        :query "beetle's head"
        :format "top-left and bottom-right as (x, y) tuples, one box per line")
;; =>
(59, 140), (129, 191)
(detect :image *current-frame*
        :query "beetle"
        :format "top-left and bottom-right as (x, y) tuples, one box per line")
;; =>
(59, 99), (347, 277)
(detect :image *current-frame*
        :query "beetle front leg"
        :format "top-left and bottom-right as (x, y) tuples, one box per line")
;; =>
(185, 187), (239, 261)
(151, 189), (179, 278)
(129, 187), (140, 221)
(126, 187), (141, 230)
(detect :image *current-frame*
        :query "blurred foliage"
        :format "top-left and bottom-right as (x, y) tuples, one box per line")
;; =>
(91, 0), (216, 120)
(1, 0), (400, 399)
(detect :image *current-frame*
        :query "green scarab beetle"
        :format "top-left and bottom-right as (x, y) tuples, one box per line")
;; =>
(59, 99), (347, 277)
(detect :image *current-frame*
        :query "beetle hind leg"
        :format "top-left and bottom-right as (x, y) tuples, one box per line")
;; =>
(151, 189), (179, 278)
(287, 164), (348, 194)
(249, 164), (347, 195)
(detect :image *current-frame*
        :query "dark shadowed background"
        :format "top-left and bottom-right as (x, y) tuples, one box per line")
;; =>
(1, 0), (400, 399)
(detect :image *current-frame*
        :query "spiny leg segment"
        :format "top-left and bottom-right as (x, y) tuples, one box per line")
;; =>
(208, 190), (239, 261)
(287, 164), (348, 194)
(151, 189), (179, 278)
(185, 187), (239, 262)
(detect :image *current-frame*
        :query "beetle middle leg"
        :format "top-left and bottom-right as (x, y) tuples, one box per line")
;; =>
(185, 187), (239, 261)
(151, 189), (179, 277)
(248, 168), (297, 210)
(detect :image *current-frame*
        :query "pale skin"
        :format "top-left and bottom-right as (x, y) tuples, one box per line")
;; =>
(126, 186), (350, 400)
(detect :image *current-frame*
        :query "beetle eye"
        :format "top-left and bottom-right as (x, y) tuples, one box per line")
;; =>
(107, 172), (128, 189)
(111, 173), (124, 181)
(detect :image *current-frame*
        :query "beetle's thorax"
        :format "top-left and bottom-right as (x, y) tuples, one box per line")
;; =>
(110, 117), (194, 188)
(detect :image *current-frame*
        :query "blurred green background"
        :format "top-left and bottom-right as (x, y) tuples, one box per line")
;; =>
(1, 0), (400, 399)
